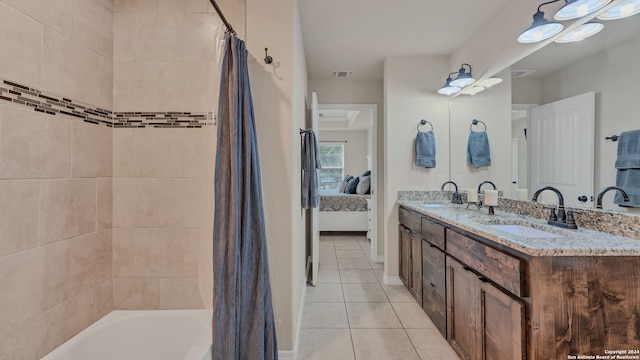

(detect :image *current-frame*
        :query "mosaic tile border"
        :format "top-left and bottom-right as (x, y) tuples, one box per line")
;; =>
(0, 77), (213, 128)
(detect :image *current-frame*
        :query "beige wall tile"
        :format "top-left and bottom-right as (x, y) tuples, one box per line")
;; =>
(114, 0), (158, 13)
(112, 228), (184, 278)
(0, 4), (42, 87)
(72, 121), (113, 178)
(159, 0), (211, 12)
(113, 12), (183, 62)
(157, 62), (213, 112)
(0, 318), (38, 360)
(0, 105), (72, 179)
(113, 61), (158, 111)
(183, 13), (220, 62)
(3, 0), (73, 37)
(37, 289), (95, 358)
(112, 178), (203, 228)
(68, 230), (112, 298)
(97, 56), (113, 110)
(113, 128), (207, 178)
(0, 180), (40, 257)
(42, 28), (99, 106)
(113, 277), (159, 310)
(159, 277), (204, 309)
(183, 228), (201, 277)
(95, 0), (114, 11)
(39, 179), (97, 245)
(0, 249), (42, 334)
(73, 0), (113, 58)
(97, 178), (113, 230)
(95, 278), (113, 320)
(39, 241), (70, 312)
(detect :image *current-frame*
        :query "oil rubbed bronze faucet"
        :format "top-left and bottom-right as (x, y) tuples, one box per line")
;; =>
(596, 186), (630, 209)
(441, 181), (463, 204)
(532, 186), (578, 229)
(477, 180), (497, 194)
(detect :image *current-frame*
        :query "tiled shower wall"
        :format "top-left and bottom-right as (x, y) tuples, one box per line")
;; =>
(0, 0), (220, 358)
(0, 1), (114, 358)
(111, 0), (219, 311)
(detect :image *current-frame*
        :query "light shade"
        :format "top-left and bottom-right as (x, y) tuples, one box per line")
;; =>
(554, 22), (604, 42)
(461, 86), (486, 95)
(449, 64), (475, 87)
(438, 73), (461, 95)
(554, 0), (610, 20)
(518, 10), (564, 43)
(597, 0), (640, 20)
(476, 77), (503, 88)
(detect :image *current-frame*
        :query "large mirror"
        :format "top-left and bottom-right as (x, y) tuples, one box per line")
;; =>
(449, 15), (640, 213)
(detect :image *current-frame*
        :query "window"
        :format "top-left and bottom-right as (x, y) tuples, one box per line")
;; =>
(318, 142), (344, 190)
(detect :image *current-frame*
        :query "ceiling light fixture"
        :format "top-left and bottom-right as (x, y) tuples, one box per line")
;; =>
(461, 86), (486, 95)
(597, 0), (640, 20)
(554, 0), (610, 20)
(518, 1), (565, 43)
(554, 22), (604, 42)
(437, 72), (462, 95)
(476, 77), (504, 88)
(449, 63), (475, 87)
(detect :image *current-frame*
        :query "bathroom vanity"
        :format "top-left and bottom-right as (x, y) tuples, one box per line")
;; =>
(398, 201), (640, 360)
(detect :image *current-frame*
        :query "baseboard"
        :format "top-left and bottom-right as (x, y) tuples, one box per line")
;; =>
(278, 278), (307, 360)
(278, 350), (296, 360)
(383, 274), (403, 285)
(375, 255), (385, 263)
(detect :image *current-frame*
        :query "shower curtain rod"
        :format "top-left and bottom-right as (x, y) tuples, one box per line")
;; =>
(209, 0), (236, 35)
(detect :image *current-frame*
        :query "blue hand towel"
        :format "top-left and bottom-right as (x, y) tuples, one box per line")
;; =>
(614, 129), (640, 207)
(415, 131), (436, 168)
(615, 129), (640, 169)
(467, 130), (491, 167)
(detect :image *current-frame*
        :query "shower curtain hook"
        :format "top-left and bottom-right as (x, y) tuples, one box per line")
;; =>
(264, 48), (273, 65)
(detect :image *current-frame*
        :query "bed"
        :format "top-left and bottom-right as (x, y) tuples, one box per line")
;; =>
(319, 189), (370, 232)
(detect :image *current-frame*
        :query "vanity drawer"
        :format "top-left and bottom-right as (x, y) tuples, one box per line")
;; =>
(421, 217), (445, 249)
(446, 229), (524, 297)
(399, 207), (422, 234)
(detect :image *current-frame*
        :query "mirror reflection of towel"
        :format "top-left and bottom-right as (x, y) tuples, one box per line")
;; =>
(467, 131), (491, 167)
(415, 131), (436, 168)
(614, 129), (640, 207)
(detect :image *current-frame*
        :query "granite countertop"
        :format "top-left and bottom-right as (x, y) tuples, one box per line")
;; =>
(398, 200), (640, 257)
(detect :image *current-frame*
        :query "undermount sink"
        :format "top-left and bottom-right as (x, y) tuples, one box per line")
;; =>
(420, 203), (449, 208)
(489, 224), (564, 238)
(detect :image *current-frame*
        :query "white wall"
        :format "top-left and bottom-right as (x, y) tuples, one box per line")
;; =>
(319, 130), (369, 181)
(383, 56), (450, 280)
(535, 33), (640, 213)
(246, 0), (308, 354)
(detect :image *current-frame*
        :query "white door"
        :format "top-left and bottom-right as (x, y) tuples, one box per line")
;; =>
(529, 92), (594, 207)
(511, 138), (518, 196)
(310, 92), (320, 286)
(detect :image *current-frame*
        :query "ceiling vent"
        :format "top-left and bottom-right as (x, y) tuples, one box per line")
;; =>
(331, 70), (354, 78)
(511, 69), (536, 78)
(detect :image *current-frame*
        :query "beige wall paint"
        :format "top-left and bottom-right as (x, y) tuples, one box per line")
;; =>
(319, 130), (369, 180)
(246, 0), (308, 353)
(0, 1), (114, 358)
(383, 56), (450, 280)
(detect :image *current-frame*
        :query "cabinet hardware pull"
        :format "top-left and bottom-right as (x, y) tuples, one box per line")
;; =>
(463, 266), (472, 271)
(429, 244), (437, 248)
(430, 283), (436, 287)
(478, 277), (490, 283)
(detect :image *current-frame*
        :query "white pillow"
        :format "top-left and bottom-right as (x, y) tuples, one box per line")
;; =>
(356, 175), (370, 195)
(337, 180), (348, 193)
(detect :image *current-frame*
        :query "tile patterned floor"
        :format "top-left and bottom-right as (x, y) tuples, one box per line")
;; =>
(298, 234), (460, 360)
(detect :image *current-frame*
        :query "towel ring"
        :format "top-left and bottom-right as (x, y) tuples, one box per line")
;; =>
(470, 119), (486, 132)
(417, 119), (433, 132)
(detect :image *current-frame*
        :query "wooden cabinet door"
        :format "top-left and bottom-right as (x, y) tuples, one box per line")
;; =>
(447, 257), (481, 360)
(480, 279), (525, 360)
(399, 225), (410, 287)
(422, 241), (446, 336)
(410, 232), (422, 303)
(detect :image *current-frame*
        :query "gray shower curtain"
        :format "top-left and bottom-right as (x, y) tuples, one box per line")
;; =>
(212, 33), (278, 360)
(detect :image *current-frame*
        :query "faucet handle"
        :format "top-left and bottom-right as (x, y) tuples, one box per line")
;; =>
(566, 210), (579, 229)
(543, 206), (557, 222)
